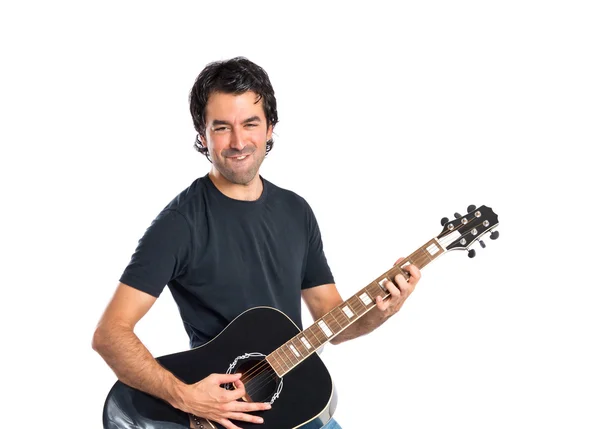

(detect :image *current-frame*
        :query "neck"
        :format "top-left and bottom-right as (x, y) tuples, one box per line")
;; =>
(208, 170), (263, 201)
(265, 236), (446, 377)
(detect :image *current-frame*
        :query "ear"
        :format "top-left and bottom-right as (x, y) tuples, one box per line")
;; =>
(266, 124), (273, 141)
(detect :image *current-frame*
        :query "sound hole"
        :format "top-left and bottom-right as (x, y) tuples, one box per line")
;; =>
(224, 358), (280, 403)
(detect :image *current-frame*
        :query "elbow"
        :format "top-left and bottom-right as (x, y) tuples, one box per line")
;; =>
(92, 324), (109, 354)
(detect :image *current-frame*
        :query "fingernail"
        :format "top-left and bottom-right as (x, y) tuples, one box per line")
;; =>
(258, 417), (264, 423)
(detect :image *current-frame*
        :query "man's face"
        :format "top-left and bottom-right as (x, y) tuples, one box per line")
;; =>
(201, 91), (273, 185)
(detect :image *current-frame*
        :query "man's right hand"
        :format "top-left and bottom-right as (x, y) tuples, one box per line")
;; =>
(173, 373), (271, 429)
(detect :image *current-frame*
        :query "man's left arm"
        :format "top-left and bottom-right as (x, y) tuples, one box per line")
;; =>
(301, 258), (422, 345)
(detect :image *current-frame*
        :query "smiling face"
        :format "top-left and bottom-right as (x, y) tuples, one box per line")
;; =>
(200, 91), (273, 186)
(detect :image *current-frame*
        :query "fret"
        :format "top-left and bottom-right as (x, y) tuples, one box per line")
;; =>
(323, 312), (340, 333)
(304, 327), (320, 349)
(395, 260), (412, 280)
(313, 323), (328, 344)
(265, 355), (281, 376)
(283, 344), (299, 367)
(287, 341), (301, 359)
(358, 290), (374, 306)
(348, 295), (367, 315)
(408, 250), (425, 269)
(366, 282), (383, 298)
(269, 235), (448, 376)
(346, 296), (360, 314)
(317, 319), (333, 338)
(271, 349), (288, 374)
(420, 249), (433, 267)
(377, 275), (390, 290)
(367, 283), (386, 302)
(284, 341), (301, 365)
(341, 304), (355, 319)
(385, 267), (404, 285)
(276, 348), (292, 371)
(306, 325), (325, 348)
(299, 335), (313, 351)
(291, 336), (308, 358)
(424, 241), (441, 258)
(331, 306), (350, 330)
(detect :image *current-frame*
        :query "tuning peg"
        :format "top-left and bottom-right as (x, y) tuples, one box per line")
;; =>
(440, 217), (449, 226)
(454, 212), (462, 219)
(490, 231), (499, 240)
(479, 240), (486, 248)
(468, 249), (476, 258)
(467, 204), (476, 212)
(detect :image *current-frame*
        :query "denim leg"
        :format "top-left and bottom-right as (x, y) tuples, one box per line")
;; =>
(320, 418), (342, 429)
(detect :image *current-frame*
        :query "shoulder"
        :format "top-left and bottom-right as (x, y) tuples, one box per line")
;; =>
(263, 177), (312, 214)
(161, 175), (211, 217)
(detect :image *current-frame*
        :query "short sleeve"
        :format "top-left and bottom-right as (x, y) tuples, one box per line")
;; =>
(301, 204), (335, 289)
(119, 209), (192, 297)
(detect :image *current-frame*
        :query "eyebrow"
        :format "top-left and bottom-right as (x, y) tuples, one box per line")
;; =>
(212, 116), (262, 126)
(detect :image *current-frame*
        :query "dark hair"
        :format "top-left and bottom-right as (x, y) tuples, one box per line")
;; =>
(189, 57), (278, 157)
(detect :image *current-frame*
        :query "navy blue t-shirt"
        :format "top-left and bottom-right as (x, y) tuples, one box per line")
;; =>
(119, 174), (335, 348)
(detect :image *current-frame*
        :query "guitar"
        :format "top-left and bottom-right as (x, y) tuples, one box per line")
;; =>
(103, 205), (500, 429)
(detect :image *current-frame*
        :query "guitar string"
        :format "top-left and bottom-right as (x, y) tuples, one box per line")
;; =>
(237, 307), (349, 386)
(241, 301), (366, 399)
(242, 300), (378, 399)
(239, 310), (347, 398)
(240, 240), (434, 386)
(239, 270), (409, 397)
(239, 276), (420, 399)
(239, 223), (490, 398)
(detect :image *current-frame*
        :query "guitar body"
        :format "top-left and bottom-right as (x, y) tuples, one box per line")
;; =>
(103, 307), (337, 429)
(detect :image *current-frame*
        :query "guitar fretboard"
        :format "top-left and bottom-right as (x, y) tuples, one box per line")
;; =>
(266, 237), (445, 376)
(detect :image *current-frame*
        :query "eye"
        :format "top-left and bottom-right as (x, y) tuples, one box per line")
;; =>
(214, 126), (229, 132)
(245, 123), (258, 128)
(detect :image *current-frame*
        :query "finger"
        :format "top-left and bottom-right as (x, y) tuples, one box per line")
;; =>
(229, 401), (272, 413)
(406, 264), (422, 283)
(375, 295), (389, 311)
(225, 411), (265, 424)
(211, 372), (243, 385)
(385, 279), (401, 298)
(223, 384), (247, 402)
(394, 256), (406, 265)
(218, 418), (242, 429)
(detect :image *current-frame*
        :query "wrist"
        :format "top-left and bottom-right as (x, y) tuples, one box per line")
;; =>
(165, 377), (190, 411)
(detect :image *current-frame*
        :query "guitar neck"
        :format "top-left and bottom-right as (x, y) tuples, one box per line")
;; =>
(266, 237), (447, 377)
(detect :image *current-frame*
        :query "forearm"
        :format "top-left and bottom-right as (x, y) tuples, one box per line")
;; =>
(93, 324), (186, 408)
(330, 308), (388, 345)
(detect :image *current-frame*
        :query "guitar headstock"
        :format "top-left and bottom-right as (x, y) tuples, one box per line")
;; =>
(437, 205), (499, 257)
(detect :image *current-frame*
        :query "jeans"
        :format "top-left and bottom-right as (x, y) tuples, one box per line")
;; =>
(321, 418), (342, 429)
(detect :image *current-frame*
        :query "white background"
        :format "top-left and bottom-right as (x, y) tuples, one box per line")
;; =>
(1, 1), (599, 428)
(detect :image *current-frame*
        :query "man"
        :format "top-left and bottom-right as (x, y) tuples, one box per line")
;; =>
(93, 57), (421, 429)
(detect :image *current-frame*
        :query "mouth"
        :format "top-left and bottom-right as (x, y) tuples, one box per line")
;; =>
(226, 154), (252, 162)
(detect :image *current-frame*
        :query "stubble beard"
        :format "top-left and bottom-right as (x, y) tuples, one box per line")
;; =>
(214, 152), (266, 185)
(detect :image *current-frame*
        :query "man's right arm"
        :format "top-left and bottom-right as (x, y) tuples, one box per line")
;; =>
(92, 282), (185, 407)
(92, 282), (270, 429)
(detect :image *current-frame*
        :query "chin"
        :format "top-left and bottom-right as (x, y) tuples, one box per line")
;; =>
(223, 169), (258, 186)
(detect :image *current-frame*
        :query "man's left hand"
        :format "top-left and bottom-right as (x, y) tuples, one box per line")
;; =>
(375, 257), (421, 318)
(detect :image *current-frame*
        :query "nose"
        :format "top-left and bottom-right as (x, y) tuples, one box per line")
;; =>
(229, 129), (245, 151)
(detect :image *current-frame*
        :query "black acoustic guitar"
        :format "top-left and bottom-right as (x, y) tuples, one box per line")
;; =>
(103, 205), (499, 429)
